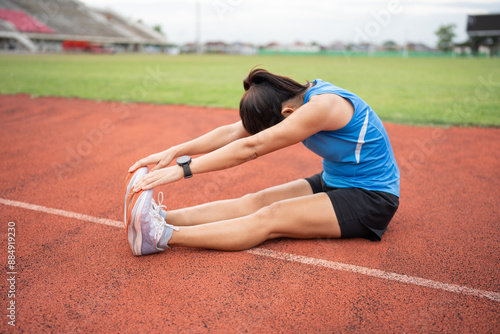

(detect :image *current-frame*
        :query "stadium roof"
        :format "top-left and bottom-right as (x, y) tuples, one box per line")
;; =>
(0, 0), (167, 45)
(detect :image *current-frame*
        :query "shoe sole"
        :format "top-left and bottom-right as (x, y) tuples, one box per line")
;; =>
(123, 167), (148, 229)
(130, 190), (150, 256)
(124, 167), (149, 256)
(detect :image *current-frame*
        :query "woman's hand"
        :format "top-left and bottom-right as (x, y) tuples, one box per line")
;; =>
(128, 149), (176, 173)
(133, 164), (184, 192)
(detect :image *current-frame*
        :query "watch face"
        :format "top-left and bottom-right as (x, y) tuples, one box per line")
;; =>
(177, 155), (191, 165)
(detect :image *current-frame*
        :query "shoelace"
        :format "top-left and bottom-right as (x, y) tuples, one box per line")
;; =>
(151, 192), (167, 213)
(150, 192), (179, 232)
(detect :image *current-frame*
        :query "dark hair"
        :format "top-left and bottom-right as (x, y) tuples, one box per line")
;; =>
(239, 68), (309, 135)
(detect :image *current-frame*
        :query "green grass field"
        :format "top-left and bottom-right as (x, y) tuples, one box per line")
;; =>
(1, 54), (499, 126)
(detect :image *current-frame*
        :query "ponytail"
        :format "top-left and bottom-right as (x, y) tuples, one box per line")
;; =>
(239, 68), (309, 135)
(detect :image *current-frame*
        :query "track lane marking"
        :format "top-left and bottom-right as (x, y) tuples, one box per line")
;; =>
(245, 248), (500, 302)
(0, 198), (122, 228)
(2, 197), (499, 303)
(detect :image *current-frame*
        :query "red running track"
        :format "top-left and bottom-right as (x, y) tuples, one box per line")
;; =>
(0, 95), (499, 333)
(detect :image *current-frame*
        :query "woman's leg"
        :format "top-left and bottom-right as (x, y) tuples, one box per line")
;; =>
(168, 192), (340, 251)
(167, 179), (313, 226)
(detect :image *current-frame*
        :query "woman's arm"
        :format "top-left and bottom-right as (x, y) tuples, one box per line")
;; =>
(133, 94), (347, 191)
(189, 96), (342, 174)
(128, 121), (249, 172)
(172, 120), (250, 157)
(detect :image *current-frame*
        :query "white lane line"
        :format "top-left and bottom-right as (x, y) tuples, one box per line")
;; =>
(0, 198), (122, 228)
(2, 197), (499, 303)
(245, 248), (500, 303)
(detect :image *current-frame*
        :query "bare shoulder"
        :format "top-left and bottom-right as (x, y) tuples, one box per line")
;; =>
(306, 93), (354, 131)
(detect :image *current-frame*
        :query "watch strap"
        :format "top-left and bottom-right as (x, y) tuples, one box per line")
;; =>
(181, 163), (192, 179)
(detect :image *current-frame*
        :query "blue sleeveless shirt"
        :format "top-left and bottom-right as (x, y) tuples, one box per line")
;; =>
(302, 79), (400, 197)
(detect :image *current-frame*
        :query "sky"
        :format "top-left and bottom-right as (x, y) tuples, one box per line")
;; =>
(80, 0), (500, 47)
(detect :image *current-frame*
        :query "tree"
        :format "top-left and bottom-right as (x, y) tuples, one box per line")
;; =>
(153, 24), (165, 36)
(382, 40), (398, 51)
(435, 24), (456, 52)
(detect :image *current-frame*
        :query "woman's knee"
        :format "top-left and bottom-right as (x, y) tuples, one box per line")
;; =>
(239, 179), (312, 214)
(240, 190), (273, 213)
(252, 201), (283, 225)
(251, 201), (293, 239)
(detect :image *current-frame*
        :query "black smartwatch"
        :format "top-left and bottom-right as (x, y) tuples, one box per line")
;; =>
(176, 155), (192, 179)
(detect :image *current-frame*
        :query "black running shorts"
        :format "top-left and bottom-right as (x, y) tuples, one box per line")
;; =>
(305, 173), (399, 241)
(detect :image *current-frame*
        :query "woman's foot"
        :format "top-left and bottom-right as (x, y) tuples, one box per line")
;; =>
(124, 168), (178, 255)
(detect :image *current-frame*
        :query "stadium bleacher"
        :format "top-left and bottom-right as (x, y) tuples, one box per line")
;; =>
(0, 0), (167, 52)
(0, 8), (55, 33)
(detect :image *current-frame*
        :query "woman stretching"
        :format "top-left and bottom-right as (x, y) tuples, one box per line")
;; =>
(124, 68), (400, 256)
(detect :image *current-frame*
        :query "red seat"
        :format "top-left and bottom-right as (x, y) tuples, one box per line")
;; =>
(0, 8), (55, 33)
